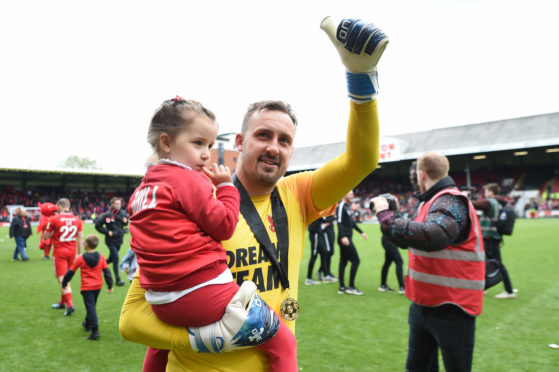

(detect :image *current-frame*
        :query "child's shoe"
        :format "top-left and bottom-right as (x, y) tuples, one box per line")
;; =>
(63, 307), (75, 316)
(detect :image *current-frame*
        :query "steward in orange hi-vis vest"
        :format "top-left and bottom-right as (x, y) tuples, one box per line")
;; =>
(406, 188), (485, 316)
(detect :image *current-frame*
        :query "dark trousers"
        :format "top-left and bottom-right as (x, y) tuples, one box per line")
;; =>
(81, 289), (101, 331)
(338, 239), (360, 288)
(406, 303), (476, 372)
(318, 230), (335, 277)
(318, 254), (331, 277)
(484, 238), (513, 293)
(106, 243), (121, 282)
(308, 232), (328, 278)
(381, 236), (404, 287)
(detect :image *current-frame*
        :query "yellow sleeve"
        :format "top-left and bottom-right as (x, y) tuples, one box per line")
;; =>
(311, 100), (379, 210)
(119, 272), (190, 350)
(280, 171), (337, 227)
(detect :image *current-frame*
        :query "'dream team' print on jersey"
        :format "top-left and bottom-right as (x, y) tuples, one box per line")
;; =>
(226, 241), (282, 292)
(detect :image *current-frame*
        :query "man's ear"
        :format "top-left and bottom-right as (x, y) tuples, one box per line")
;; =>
(235, 133), (243, 152)
(159, 133), (172, 154)
(418, 169), (425, 184)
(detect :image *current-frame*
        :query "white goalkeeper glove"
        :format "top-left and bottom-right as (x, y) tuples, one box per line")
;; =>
(187, 280), (280, 353)
(321, 16), (389, 102)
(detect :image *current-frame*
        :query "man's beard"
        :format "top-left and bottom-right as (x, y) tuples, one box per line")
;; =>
(254, 153), (285, 186)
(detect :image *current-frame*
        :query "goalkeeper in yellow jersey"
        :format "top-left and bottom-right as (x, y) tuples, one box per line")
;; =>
(120, 16), (388, 372)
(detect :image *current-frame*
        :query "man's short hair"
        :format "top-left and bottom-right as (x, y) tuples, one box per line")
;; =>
(84, 234), (99, 249)
(57, 198), (70, 209)
(241, 100), (298, 135)
(110, 197), (121, 204)
(484, 183), (500, 195)
(417, 152), (449, 181)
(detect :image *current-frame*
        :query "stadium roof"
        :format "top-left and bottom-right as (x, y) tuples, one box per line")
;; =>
(288, 112), (559, 172)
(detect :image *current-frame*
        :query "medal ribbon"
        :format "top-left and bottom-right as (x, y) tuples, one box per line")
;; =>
(233, 174), (290, 290)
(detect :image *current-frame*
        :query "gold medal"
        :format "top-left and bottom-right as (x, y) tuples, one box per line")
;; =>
(280, 297), (300, 321)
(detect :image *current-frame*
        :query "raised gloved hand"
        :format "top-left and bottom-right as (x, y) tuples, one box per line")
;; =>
(321, 16), (389, 102)
(187, 280), (280, 353)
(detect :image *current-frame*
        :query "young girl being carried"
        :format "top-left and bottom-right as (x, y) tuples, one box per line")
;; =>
(128, 96), (297, 371)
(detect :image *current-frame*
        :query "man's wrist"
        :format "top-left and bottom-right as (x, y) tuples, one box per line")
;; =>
(377, 210), (394, 230)
(346, 70), (378, 102)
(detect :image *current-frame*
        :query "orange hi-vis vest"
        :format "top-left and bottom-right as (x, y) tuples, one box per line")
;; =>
(405, 188), (485, 316)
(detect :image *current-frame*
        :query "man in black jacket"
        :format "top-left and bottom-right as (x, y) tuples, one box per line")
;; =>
(95, 197), (129, 286)
(337, 190), (367, 295)
(377, 162), (419, 294)
(10, 207), (32, 261)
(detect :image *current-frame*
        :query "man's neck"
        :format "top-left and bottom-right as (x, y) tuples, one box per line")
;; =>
(236, 170), (274, 197)
(424, 177), (440, 192)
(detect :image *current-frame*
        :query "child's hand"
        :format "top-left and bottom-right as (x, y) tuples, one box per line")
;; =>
(107, 288), (114, 294)
(202, 163), (232, 186)
(124, 267), (130, 275)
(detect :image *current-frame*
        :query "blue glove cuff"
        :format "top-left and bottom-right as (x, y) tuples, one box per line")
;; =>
(346, 71), (378, 102)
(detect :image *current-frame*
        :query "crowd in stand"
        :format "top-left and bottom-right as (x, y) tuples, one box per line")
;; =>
(0, 186), (132, 222)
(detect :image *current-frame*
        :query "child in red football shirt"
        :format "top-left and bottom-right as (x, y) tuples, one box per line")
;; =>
(62, 234), (113, 340)
(128, 97), (296, 372)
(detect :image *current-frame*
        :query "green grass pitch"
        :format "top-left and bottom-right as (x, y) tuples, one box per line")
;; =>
(1, 219), (558, 371)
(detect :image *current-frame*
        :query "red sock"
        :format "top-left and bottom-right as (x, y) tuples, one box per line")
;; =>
(63, 293), (73, 308)
(59, 294), (65, 306)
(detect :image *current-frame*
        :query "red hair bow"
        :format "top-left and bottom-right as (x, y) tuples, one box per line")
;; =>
(171, 95), (183, 102)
